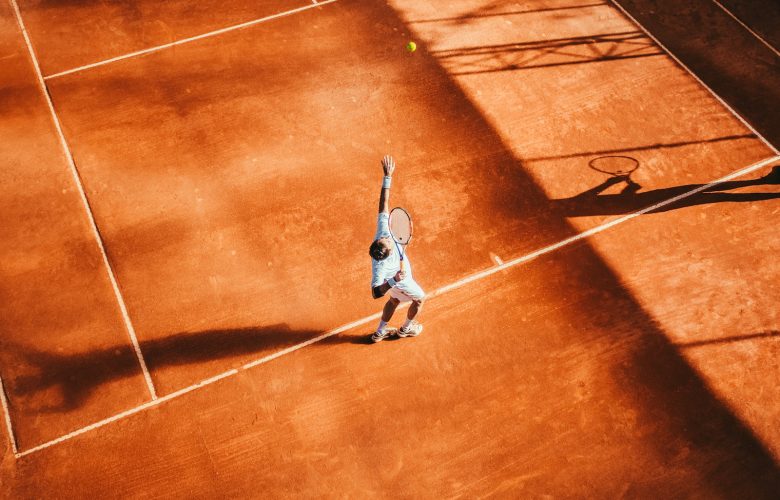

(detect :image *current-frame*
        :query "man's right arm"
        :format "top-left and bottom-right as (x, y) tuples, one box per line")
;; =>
(371, 269), (406, 299)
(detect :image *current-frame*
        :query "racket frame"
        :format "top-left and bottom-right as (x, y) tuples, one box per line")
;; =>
(389, 207), (412, 270)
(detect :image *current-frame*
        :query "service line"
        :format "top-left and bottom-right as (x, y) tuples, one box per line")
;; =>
(13, 154), (779, 459)
(44, 0), (339, 80)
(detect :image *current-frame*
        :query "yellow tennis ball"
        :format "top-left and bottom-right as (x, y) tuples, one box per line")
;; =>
(406, 41), (417, 52)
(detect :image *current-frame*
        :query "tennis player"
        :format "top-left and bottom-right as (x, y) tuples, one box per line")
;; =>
(368, 155), (425, 342)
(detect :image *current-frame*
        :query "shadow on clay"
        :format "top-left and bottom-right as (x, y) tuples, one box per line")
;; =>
(555, 163), (780, 217)
(3, 324), (349, 412)
(674, 330), (779, 348)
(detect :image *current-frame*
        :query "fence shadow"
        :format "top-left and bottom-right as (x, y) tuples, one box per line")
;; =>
(430, 31), (662, 75)
(408, 2), (608, 25)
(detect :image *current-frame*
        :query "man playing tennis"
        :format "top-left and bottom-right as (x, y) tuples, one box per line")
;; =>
(368, 155), (425, 343)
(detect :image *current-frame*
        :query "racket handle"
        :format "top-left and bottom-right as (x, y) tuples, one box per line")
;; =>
(400, 259), (406, 272)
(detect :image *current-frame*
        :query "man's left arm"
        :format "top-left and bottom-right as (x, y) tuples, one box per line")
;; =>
(378, 155), (395, 214)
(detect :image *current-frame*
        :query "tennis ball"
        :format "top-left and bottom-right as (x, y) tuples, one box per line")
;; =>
(406, 41), (417, 52)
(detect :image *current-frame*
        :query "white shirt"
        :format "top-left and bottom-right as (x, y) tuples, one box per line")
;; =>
(370, 212), (412, 288)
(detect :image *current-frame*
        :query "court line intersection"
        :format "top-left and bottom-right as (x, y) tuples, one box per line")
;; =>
(9, 0), (157, 400)
(43, 0), (340, 80)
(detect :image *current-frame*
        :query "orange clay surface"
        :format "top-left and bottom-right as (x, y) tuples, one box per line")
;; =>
(15, 0), (314, 77)
(1, 0), (778, 497)
(616, 0), (780, 146)
(714, 0), (780, 49)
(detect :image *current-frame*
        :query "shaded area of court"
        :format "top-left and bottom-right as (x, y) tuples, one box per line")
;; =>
(587, 161), (780, 460)
(391, 0), (772, 239)
(4, 238), (780, 496)
(615, 0), (780, 147)
(1, 0), (779, 496)
(552, 165), (780, 216)
(40, 0), (603, 397)
(4, 324), (321, 412)
(716, 0), (780, 49)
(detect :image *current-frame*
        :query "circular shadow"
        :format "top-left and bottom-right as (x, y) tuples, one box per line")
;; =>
(588, 155), (640, 176)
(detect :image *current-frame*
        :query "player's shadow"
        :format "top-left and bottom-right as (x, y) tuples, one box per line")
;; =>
(3, 323), (402, 413)
(554, 165), (780, 217)
(3, 324), (331, 413)
(339, 331), (407, 345)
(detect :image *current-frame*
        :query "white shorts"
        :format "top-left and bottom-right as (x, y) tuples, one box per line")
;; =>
(389, 278), (426, 302)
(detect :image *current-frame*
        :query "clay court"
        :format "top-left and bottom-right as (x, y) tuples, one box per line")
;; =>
(1, 0), (779, 497)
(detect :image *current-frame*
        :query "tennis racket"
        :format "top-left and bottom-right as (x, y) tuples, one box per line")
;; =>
(389, 207), (412, 272)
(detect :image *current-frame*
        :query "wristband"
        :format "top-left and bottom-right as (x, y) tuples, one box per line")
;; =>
(387, 277), (397, 287)
(382, 176), (392, 189)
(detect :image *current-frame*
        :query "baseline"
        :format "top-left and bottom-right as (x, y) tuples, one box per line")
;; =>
(12, 154), (778, 459)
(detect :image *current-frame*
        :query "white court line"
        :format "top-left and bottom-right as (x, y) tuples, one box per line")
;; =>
(711, 0), (780, 58)
(43, 0), (339, 80)
(609, 0), (780, 155)
(0, 376), (19, 455)
(242, 312), (384, 370)
(9, 0), (157, 400)
(16, 370), (237, 458)
(434, 155), (778, 295)
(13, 154), (779, 458)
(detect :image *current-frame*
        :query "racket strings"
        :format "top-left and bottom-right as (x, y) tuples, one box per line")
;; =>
(389, 208), (412, 245)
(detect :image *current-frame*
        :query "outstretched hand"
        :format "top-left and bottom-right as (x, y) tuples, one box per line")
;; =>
(382, 155), (396, 176)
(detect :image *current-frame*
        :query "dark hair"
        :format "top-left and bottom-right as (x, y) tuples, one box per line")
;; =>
(369, 240), (390, 260)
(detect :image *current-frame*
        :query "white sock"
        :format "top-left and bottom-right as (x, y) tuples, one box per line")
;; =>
(377, 320), (388, 332)
(402, 318), (413, 329)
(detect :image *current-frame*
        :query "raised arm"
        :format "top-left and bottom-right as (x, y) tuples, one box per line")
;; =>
(378, 155), (395, 214)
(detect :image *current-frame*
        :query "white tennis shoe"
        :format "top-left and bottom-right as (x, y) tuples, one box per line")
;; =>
(371, 328), (391, 343)
(398, 322), (423, 338)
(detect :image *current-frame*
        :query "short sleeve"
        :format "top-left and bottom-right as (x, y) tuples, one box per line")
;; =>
(371, 259), (385, 288)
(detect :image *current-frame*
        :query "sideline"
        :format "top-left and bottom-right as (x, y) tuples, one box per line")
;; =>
(711, 0), (780, 58)
(609, 0), (779, 155)
(9, 0), (157, 400)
